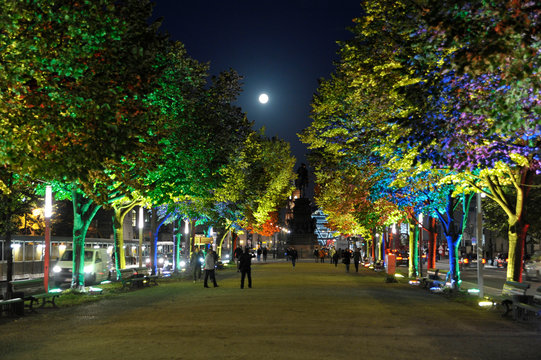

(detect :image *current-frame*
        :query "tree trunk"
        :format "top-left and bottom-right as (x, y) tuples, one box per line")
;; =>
(507, 219), (530, 282)
(482, 167), (532, 282)
(174, 218), (182, 273)
(217, 224), (232, 258)
(71, 185), (101, 289)
(112, 199), (142, 274)
(446, 233), (462, 288)
(427, 217), (437, 270)
(434, 191), (472, 290)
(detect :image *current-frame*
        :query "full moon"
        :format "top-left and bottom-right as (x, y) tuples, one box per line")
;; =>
(258, 93), (269, 104)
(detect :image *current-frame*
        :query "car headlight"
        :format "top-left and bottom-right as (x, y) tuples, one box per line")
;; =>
(84, 264), (94, 273)
(179, 261), (186, 267)
(158, 258), (164, 264)
(53, 265), (61, 273)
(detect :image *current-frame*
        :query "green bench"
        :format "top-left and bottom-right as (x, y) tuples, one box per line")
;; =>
(9, 278), (61, 313)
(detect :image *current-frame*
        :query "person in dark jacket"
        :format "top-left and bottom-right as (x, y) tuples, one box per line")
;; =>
(290, 247), (298, 268)
(190, 247), (202, 283)
(343, 249), (351, 272)
(239, 248), (252, 289)
(353, 248), (361, 272)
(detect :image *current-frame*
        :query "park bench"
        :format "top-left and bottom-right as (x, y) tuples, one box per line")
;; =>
(0, 297), (24, 317)
(500, 281), (530, 316)
(132, 267), (159, 287)
(420, 269), (443, 289)
(9, 278), (61, 313)
(511, 286), (541, 322)
(118, 268), (158, 289)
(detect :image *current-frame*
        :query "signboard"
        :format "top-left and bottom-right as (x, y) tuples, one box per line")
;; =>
(194, 235), (213, 245)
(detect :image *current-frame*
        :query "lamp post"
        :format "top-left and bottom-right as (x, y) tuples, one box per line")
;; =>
(476, 192), (484, 298)
(138, 207), (144, 268)
(44, 185), (52, 291)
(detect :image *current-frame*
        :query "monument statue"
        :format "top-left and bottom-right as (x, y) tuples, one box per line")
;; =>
(295, 163), (308, 198)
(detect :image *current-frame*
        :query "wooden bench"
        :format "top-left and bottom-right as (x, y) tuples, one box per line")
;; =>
(501, 281), (530, 316)
(512, 286), (541, 321)
(9, 278), (61, 313)
(420, 269), (443, 289)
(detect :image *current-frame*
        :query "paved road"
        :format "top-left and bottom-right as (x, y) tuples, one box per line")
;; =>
(1, 262), (540, 360)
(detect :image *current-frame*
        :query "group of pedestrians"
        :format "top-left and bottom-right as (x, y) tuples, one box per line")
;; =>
(256, 247), (268, 262)
(341, 248), (362, 273)
(313, 246), (364, 273)
(313, 248), (327, 263)
(190, 244), (363, 290)
(190, 246), (219, 287)
(192, 246), (253, 289)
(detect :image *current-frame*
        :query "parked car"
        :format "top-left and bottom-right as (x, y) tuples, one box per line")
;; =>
(524, 251), (541, 281)
(394, 251), (408, 266)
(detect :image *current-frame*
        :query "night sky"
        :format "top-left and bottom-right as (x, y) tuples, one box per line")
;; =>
(151, 0), (363, 168)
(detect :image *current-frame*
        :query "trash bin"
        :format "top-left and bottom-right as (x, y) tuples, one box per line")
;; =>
(11, 291), (24, 316)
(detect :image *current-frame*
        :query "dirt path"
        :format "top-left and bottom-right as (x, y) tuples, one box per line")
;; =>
(1, 262), (540, 360)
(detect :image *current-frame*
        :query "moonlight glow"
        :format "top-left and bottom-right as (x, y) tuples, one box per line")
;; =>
(259, 93), (269, 104)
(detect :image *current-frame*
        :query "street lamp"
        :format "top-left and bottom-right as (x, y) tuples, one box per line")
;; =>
(138, 207), (144, 268)
(44, 185), (52, 291)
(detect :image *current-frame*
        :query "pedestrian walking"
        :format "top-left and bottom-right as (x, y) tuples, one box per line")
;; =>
(203, 248), (219, 288)
(353, 248), (361, 273)
(190, 247), (202, 283)
(257, 247), (262, 262)
(262, 247), (268, 262)
(342, 249), (351, 272)
(314, 248), (319, 263)
(239, 248), (252, 289)
(290, 247), (298, 268)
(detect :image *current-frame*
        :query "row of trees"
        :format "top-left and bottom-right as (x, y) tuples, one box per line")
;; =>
(1, 0), (296, 291)
(301, 0), (540, 287)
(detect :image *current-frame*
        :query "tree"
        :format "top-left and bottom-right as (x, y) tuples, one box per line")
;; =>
(215, 131), (296, 233)
(0, 0), (167, 289)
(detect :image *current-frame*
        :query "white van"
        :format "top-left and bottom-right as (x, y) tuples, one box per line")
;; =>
(52, 248), (111, 286)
